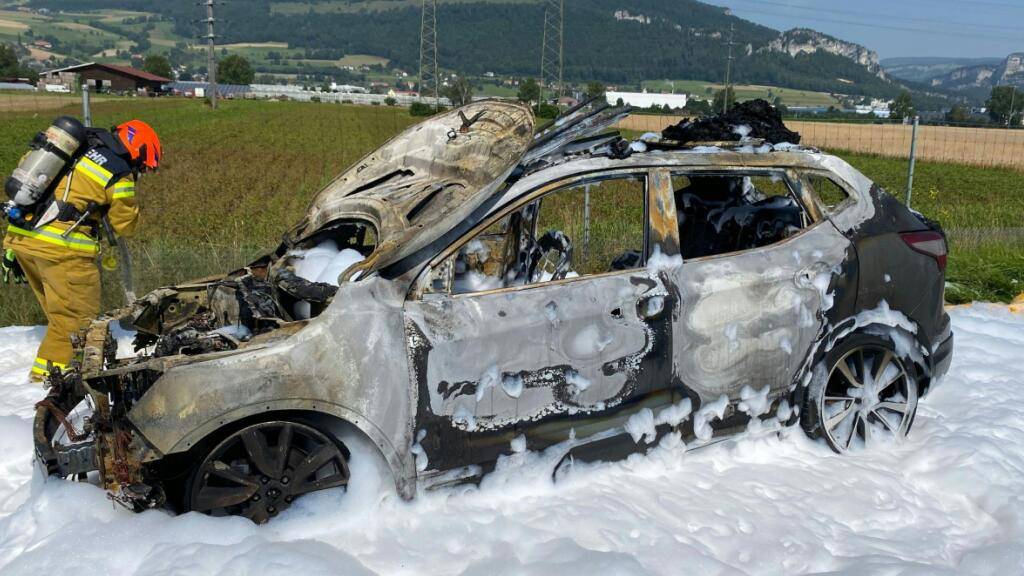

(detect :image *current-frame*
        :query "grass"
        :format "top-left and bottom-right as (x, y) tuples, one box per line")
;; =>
(640, 79), (842, 108)
(0, 99), (1020, 326)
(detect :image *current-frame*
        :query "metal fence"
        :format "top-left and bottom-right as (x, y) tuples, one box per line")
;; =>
(616, 115), (1024, 171)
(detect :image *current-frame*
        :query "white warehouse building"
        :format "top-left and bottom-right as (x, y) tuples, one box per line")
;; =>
(606, 90), (689, 109)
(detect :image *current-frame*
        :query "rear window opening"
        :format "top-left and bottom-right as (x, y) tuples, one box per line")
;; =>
(672, 172), (810, 260)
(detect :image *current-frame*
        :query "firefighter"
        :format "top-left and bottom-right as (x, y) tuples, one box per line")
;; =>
(1, 119), (161, 383)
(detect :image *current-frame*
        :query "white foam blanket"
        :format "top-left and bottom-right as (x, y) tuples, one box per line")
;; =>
(0, 305), (1022, 575)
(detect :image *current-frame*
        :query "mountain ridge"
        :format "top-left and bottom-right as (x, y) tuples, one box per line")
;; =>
(21, 0), (933, 101)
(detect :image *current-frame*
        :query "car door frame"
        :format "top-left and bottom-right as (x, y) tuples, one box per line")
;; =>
(403, 166), (684, 477)
(662, 165), (855, 440)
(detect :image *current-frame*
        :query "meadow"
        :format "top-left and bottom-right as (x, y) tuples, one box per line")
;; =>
(0, 96), (1020, 325)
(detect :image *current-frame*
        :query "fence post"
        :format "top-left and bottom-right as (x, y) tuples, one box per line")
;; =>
(905, 116), (919, 208)
(81, 83), (91, 127)
(583, 183), (591, 260)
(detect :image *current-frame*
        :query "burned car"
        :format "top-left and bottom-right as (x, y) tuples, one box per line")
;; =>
(35, 100), (953, 523)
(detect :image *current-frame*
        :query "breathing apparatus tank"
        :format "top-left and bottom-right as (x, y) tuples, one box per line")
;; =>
(3, 116), (87, 226)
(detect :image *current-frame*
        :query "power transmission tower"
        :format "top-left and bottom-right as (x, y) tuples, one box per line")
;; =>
(722, 23), (735, 114)
(204, 0), (218, 110)
(540, 0), (564, 103)
(419, 0), (439, 109)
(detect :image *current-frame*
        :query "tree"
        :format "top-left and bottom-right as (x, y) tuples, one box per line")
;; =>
(986, 86), (1023, 126)
(409, 102), (436, 116)
(712, 87), (736, 113)
(584, 81), (605, 101)
(517, 77), (540, 105)
(682, 98), (712, 117)
(142, 54), (172, 80)
(945, 103), (971, 124)
(891, 90), (916, 122)
(443, 76), (474, 107)
(218, 54), (255, 85)
(0, 43), (17, 72)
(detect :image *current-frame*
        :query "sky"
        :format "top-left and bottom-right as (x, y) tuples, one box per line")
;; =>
(701, 0), (1024, 60)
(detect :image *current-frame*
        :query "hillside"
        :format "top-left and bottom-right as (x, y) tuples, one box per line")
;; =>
(928, 53), (1024, 99)
(15, 0), (916, 99)
(882, 56), (1003, 84)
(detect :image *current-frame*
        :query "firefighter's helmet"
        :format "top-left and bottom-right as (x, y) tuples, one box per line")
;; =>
(114, 120), (162, 171)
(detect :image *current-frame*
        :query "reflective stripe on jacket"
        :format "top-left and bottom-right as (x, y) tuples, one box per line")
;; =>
(3, 144), (139, 261)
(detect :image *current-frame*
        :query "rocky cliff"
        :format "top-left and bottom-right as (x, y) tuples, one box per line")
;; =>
(762, 28), (883, 77)
(932, 53), (1024, 91)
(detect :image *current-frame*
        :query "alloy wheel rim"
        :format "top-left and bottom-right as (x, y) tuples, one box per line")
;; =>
(820, 345), (917, 452)
(190, 421), (349, 523)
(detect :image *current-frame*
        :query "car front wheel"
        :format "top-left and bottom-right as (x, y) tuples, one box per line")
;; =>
(185, 420), (350, 523)
(802, 333), (919, 453)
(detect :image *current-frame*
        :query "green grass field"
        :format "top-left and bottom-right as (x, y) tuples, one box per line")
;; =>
(0, 98), (1020, 326)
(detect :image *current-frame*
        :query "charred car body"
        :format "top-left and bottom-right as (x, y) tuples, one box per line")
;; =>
(35, 100), (953, 523)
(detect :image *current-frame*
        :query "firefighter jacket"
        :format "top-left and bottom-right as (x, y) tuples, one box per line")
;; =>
(3, 141), (139, 261)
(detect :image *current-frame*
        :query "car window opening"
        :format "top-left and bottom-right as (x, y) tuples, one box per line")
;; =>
(672, 172), (808, 260)
(441, 175), (647, 295)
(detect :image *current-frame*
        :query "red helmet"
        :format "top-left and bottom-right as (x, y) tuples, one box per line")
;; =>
(115, 119), (162, 171)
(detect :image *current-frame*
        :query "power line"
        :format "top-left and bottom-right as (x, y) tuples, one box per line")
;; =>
(724, 0), (1024, 33)
(724, 6), (1024, 43)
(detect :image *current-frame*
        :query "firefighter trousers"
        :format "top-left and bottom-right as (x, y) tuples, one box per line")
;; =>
(13, 250), (101, 381)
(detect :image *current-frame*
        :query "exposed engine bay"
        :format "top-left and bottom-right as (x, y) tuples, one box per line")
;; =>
(130, 219), (374, 359)
(33, 219), (376, 509)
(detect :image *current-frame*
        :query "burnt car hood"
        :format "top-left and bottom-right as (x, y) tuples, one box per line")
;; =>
(288, 100), (536, 276)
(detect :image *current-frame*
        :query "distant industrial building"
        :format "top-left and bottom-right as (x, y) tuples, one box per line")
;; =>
(165, 81), (252, 98)
(38, 62), (170, 95)
(606, 90), (689, 110)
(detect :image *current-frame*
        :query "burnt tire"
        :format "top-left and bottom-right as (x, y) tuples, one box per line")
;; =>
(801, 332), (919, 453)
(184, 420), (350, 524)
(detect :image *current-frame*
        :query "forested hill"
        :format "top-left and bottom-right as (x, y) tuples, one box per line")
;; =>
(28, 0), (906, 98)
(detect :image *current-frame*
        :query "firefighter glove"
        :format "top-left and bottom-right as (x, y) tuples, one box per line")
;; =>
(1, 249), (26, 285)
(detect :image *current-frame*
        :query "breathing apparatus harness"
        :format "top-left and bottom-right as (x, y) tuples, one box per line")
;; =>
(3, 116), (138, 301)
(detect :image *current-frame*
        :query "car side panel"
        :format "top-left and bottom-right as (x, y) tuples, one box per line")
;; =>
(670, 221), (852, 418)
(404, 269), (675, 473)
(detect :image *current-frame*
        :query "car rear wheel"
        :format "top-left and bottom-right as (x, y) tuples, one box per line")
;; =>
(186, 420), (350, 523)
(802, 333), (919, 453)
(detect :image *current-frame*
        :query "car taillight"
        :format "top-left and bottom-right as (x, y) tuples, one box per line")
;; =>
(901, 231), (947, 271)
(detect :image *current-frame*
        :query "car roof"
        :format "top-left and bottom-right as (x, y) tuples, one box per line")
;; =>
(489, 147), (874, 218)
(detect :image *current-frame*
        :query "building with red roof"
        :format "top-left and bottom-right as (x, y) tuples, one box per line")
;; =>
(39, 62), (171, 95)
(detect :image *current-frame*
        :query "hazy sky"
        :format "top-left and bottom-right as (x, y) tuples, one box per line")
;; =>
(701, 0), (1024, 60)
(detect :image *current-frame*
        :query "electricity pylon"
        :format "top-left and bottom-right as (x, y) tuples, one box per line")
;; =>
(540, 0), (564, 103)
(419, 0), (439, 108)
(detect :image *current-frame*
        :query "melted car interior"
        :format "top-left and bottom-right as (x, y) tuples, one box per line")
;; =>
(428, 174), (649, 295)
(672, 170), (811, 261)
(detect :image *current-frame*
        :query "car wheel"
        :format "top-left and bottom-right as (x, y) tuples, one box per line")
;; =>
(185, 420), (350, 523)
(801, 333), (919, 453)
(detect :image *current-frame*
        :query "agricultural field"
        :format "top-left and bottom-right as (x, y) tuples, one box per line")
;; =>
(0, 98), (1021, 326)
(640, 79), (843, 108)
